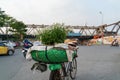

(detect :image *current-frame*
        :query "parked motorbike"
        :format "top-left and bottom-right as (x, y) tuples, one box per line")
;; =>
(111, 42), (119, 47)
(111, 39), (119, 47)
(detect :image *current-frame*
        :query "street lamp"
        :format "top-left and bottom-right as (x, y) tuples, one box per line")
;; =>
(99, 11), (104, 44)
(99, 11), (103, 24)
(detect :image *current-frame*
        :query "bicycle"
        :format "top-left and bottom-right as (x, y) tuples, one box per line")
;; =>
(30, 46), (78, 80)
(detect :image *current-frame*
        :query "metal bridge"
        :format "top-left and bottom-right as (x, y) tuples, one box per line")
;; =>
(0, 21), (120, 36)
(25, 21), (120, 36)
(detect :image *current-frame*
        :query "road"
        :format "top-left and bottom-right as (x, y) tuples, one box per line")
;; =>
(0, 45), (120, 80)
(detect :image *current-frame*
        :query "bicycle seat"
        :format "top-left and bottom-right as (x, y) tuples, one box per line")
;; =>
(68, 42), (77, 47)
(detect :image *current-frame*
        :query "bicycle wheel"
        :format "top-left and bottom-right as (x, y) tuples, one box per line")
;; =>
(70, 58), (77, 79)
(49, 68), (65, 80)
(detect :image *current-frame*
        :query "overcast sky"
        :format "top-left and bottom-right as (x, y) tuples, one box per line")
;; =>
(0, 0), (120, 26)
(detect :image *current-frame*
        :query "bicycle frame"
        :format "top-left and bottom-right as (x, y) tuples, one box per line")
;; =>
(62, 61), (72, 76)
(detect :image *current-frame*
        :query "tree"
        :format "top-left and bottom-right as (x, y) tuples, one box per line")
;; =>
(9, 21), (27, 40)
(0, 8), (27, 40)
(0, 8), (5, 27)
(0, 8), (15, 37)
(0, 8), (12, 28)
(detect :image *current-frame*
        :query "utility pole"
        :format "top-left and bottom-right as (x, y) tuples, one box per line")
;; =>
(99, 11), (103, 24)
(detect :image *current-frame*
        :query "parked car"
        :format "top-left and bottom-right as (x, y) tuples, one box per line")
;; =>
(33, 41), (42, 46)
(0, 42), (15, 55)
(5, 41), (16, 48)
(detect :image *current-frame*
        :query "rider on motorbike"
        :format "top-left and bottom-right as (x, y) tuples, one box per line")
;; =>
(23, 39), (33, 49)
(22, 39), (33, 58)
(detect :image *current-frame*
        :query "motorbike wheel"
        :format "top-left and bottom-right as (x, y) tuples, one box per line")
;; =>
(116, 44), (119, 47)
(23, 52), (26, 58)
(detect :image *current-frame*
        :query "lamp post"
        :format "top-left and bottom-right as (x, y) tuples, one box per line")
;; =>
(99, 11), (104, 44)
(99, 11), (103, 24)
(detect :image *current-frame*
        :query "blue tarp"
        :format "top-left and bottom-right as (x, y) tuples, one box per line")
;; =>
(67, 32), (81, 37)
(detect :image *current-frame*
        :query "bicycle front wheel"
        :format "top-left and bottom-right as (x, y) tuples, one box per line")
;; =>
(70, 58), (77, 79)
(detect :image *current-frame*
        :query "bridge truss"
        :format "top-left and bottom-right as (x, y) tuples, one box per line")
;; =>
(0, 21), (120, 36)
(26, 21), (120, 36)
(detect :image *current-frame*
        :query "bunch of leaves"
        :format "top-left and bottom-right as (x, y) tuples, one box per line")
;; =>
(41, 23), (66, 45)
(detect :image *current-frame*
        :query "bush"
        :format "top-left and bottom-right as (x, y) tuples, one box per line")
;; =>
(41, 23), (66, 45)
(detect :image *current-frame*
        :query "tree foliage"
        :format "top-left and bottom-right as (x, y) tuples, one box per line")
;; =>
(41, 23), (67, 45)
(9, 21), (27, 40)
(0, 8), (14, 27)
(0, 9), (6, 27)
(9, 21), (27, 34)
(0, 8), (27, 40)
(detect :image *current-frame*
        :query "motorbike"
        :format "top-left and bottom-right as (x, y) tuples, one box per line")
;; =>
(111, 42), (119, 47)
(22, 48), (29, 58)
(111, 39), (119, 47)
(22, 43), (33, 58)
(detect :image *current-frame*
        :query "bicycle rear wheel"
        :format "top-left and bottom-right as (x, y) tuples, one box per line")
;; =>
(70, 58), (77, 79)
(49, 68), (65, 80)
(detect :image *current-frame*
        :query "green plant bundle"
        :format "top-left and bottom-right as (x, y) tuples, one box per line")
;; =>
(41, 23), (66, 45)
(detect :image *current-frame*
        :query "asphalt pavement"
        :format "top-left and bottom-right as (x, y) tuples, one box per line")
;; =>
(0, 45), (120, 80)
